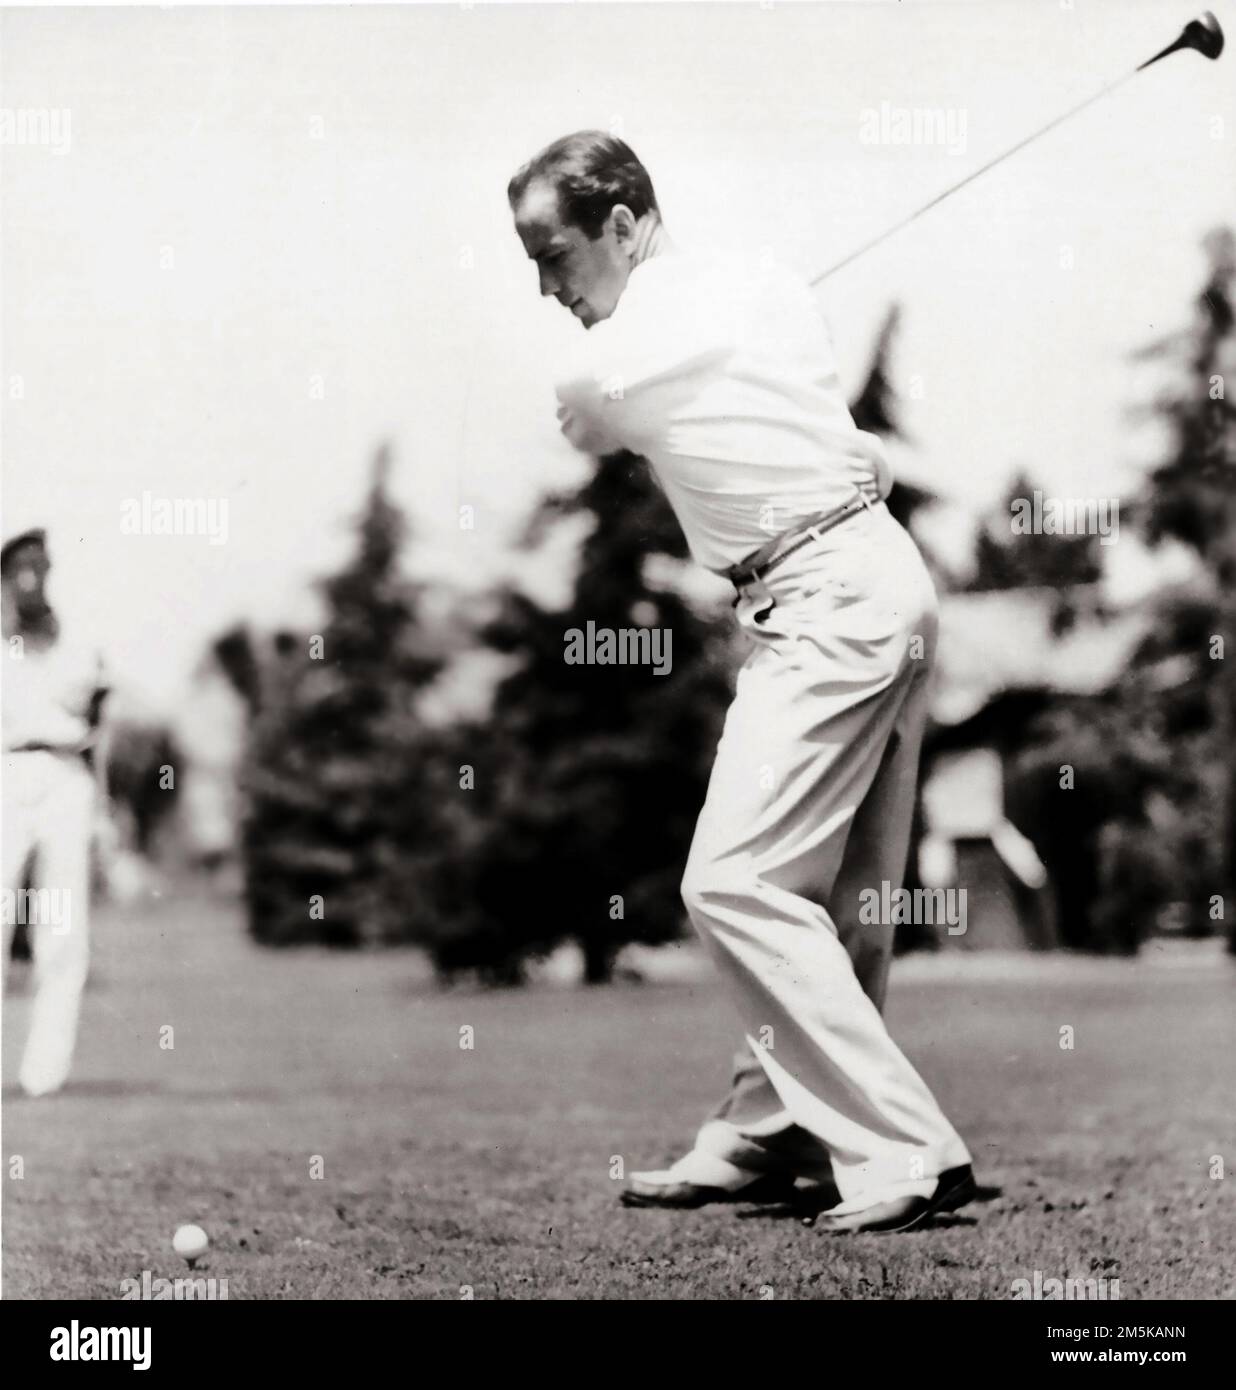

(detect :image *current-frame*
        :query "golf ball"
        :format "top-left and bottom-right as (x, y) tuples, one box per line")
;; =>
(172, 1224), (209, 1261)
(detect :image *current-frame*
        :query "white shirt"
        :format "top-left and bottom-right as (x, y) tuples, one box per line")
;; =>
(1, 625), (107, 753)
(554, 248), (892, 573)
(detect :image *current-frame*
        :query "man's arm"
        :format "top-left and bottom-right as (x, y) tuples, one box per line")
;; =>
(555, 397), (622, 457)
(553, 264), (730, 457)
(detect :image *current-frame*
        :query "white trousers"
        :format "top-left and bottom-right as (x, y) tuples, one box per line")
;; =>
(2, 751), (95, 1096)
(682, 502), (970, 1206)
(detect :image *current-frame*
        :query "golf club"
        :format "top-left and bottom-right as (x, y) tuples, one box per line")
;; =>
(811, 10), (1225, 285)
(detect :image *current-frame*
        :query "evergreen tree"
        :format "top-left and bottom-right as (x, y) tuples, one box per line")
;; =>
(448, 450), (735, 984)
(242, 449), (446, 946)
(968, 468), (1103, 620)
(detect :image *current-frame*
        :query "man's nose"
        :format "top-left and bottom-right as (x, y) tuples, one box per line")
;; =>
(537, 265), (559, 298)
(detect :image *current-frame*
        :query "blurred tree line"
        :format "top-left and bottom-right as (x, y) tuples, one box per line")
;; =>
(1132, 227), (1236, 950)
(233, 231), (1235, 976)
(962, 229), (1236, 952)
(240, 446), (734, 981)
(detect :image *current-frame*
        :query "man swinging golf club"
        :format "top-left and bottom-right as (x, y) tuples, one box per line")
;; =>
(508, 131), (973, 1234)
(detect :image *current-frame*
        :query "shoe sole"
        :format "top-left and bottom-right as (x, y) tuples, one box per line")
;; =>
(807, 1166), (977, 1234)
(620, 1174), (798, 1210)
(888, 1168), (977, 1232)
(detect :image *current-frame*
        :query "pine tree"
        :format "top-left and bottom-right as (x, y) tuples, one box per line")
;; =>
(446, 450), (735, 984)
(242, 449), (446, 946)
(968, 469), (1103, 617)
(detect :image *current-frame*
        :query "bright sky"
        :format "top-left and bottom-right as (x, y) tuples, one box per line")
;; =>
(3, 0), (1234, 709)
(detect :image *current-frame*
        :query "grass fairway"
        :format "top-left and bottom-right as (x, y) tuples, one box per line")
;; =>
(4, 886), (1234, 1300)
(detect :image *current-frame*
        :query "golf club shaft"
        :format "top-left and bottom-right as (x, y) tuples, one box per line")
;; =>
(810, 64), (1144, 285)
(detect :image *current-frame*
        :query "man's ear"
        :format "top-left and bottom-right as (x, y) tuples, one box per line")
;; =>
(609, 204), (638, 253)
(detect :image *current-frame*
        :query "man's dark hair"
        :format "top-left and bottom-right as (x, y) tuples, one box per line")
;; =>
(507, 131), (659, 241)
(0, 528), (47, 574)
(1, 530), (58, 643)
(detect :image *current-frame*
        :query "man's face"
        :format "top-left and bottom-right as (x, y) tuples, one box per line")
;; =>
(2, 542), (50, 622)
(512, 179), (633, 329)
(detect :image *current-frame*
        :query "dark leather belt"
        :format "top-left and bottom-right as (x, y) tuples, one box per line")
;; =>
(723, 488), (878, 587)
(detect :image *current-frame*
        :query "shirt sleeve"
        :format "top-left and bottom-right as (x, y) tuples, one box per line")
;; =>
(553, 265), (734, 455)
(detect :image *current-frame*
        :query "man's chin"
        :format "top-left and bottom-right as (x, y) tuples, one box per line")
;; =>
(562, 298), (610, 329)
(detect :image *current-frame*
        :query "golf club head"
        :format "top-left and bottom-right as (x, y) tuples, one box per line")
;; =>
(1184, 10), (1225, 60)
(1140, 10), (1225, 68)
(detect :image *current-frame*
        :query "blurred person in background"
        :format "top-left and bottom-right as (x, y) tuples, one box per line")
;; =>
(2, 526), (111, 1096)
